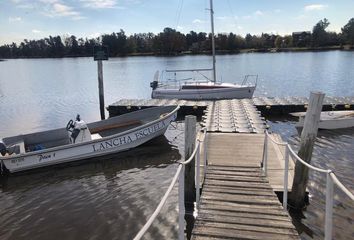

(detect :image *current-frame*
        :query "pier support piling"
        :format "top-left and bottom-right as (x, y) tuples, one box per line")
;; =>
(97, 60), (105, 120)
(184, 115), (196, 239)
(290, 91), (325, 209)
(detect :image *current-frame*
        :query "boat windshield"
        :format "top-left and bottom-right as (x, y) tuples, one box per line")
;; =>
(157, 69), (213, 89)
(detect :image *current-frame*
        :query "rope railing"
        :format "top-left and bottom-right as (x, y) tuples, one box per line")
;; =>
(263, 130), (354, 240)
(133, 128), (207, 240)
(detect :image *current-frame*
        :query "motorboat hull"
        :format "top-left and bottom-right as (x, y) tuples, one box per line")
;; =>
(1, 106), (179, 173)
(292, 111), (354, 130)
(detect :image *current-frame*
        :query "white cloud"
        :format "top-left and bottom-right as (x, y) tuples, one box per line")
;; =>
(32, 29), (41, 33)
(254, 10), (263, 16)
(274, 9), (281, 13)
(177, 26), (183, 31)
(8, 17), (22, 22)
(304, 4), (328, 11)
(39, 0), (59, 3)
(52, 3), (80, 16)
(88, 32), (102, 38)
(41, 2), (84, 20)
(193, 19), (205, 24)
(80, 0), (117, 9)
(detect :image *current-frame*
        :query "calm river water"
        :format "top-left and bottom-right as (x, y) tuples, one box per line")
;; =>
(0, 51), (353, 239)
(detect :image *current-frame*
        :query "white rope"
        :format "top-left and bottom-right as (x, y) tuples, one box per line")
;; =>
(287, 145), (328, 173)
(330, 172), (354, 201)
(265, 130), (354, 200)
(133, 128), (207, 240)
(133, 165), (182, 240)
(265, 131), (287, 146)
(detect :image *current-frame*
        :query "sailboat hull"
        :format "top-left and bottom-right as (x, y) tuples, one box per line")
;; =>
(152, 85), (255, 100)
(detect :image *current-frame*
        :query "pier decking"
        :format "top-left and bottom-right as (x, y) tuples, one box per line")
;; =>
(192, 133), (299, 239)
(123, 97), (354, 239)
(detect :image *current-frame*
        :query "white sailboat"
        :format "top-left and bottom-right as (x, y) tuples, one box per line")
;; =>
(150, 0), (257, 100)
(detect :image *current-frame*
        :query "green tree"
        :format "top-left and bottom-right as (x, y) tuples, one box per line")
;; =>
(274, 36), (283, 48)
(342, 18), (354, 45)
(312, 18), (330, 47)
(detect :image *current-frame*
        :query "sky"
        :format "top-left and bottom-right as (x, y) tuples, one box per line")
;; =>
(1, 0), (354, 45)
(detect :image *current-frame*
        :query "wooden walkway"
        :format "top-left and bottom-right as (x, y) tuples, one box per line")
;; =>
(192, 133), (299, 239)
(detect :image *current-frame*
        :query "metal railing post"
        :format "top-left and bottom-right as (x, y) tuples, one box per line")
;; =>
(178, 165), (185, 240)
(325, 170), (334, 240)
(283, 145), (289, 210)
(262, 133), (268, 176)
(203, 134), (207, 182)
(196, 143), (201, 208)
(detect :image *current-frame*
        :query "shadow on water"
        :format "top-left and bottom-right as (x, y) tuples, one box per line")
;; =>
(267, 116), (354, 239)
(0, 132), (183, 240)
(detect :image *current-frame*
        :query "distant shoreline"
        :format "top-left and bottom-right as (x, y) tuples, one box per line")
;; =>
(1, 45), (353, 60)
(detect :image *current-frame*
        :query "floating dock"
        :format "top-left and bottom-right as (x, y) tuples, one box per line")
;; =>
(202, 100), (267, 133)
(108, 96), (354, 118)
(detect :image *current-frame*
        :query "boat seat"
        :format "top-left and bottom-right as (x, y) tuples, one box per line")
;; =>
(91, 133), (102, 140)
(12, 140), (26, 154)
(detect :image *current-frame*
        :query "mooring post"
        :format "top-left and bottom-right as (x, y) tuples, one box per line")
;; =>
(97, 60), (105, 120)
(184, 115), (196, 239)
(289, 91), (325, 209)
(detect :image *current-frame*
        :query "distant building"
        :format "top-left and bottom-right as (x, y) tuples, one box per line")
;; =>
(292, 31), (311, 47)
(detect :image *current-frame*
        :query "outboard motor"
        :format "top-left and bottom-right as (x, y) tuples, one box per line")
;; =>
(66, 114), (92, 143)
(150, 80), (158, 90)
(150, 70), (159, 90)
(0, 139), (7, 156)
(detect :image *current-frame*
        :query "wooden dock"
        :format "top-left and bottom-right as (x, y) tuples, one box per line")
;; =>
(106, 97), (335, 238)
(192, 133), (299, 239)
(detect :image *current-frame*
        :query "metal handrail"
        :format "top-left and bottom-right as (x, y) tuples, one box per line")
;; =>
(262, 130), (354, 240)
(134, 128), (207, 240)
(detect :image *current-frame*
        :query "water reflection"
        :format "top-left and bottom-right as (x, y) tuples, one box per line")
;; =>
(0, 130), (183, 240)
(268, 116), (354, 239)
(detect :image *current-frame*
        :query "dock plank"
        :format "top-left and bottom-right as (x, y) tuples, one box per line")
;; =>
(192, 131), (299, 239)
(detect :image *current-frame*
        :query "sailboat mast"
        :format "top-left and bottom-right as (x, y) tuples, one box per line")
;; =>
(209, 0), (216, 82)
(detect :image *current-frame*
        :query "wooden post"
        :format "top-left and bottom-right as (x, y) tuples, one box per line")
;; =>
(97, 60), (105, 120)
(184, 115), (196, 239)
(289, 91), (325, 209)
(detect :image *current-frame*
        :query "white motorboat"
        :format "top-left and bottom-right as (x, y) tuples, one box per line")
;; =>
(290, 110), (354, 129)
(0, 106), (179, 173)
(150, 0), (257, 100)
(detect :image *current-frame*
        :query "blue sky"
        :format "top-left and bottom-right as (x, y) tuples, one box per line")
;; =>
(1, 0), (353, 45)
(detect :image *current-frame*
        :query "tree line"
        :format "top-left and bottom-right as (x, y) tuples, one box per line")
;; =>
(0, 18), (353, 59)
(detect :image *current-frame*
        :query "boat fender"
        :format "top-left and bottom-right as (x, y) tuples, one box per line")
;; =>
(0, 140), (6, 156)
